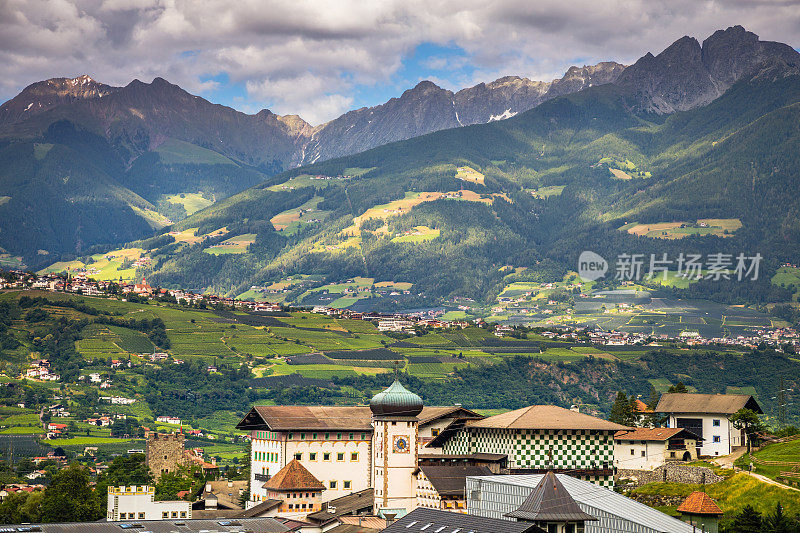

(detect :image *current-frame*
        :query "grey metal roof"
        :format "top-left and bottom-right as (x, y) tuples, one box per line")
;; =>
(306, 488), (374, 524)
(0, 518), (290, 532)
(468, 474), (697, 533)
(382, 507), (543, 533)
(505, 472), (597, 522)
(234, 499), (283, 518)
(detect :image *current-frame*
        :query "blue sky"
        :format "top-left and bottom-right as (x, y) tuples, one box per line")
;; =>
(2, 1), (799, 125)
(205, 42), (487, 119)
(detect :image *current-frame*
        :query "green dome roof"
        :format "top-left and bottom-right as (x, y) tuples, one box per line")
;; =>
(370, 380), (423, 417)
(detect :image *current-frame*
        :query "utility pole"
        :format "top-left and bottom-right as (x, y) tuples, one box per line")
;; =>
(778, 377), (787, 430)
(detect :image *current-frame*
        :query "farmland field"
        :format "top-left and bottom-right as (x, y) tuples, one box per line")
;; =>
(392, 226), (440, 243)
(530, 185), (565, 199)
(621, 219), (741, 239)
(609, 168), (633, 180)
(205, 233), (256, 255)
(268, 174), (349, 192)
(165, 192), (215, 215)
(271, 196), (326, 231)
(455, 166), (485, 185)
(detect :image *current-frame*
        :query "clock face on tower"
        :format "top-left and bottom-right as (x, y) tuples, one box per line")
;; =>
(393, 435), (410, 453)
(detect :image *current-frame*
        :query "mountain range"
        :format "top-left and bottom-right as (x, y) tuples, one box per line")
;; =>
(1, 25), (799, 307)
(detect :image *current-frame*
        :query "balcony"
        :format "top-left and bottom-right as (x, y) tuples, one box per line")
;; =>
(254, 473), (271, 482)
(667, 439), (689, 451)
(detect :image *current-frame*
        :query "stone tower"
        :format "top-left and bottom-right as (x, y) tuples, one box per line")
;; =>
(146, 432), (187, 480)
(370, 380), (422, 516)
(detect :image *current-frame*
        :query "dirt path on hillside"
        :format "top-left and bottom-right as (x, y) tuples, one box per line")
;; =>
(713, 447), (747, 469)
(714, 449), (800, 492)
(747, 472), (800, 492)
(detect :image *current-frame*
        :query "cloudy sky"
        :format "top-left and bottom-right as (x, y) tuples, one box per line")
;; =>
(2, 0), (800, 125)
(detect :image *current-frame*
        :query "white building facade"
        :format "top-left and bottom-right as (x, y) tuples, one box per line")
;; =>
(237, 400), (481, 511)
(107, 486), (191, 521)
(614, 428), (700, 470)
(656, 393), (762, 457)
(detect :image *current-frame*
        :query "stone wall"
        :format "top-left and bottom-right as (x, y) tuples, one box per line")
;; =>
(146, 432), (187, 480)
(617, 462), (724, 487)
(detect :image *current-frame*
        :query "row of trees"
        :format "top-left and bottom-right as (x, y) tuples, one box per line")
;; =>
(723, 504), (800, 533)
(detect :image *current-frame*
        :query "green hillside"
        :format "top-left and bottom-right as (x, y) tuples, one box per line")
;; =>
(0, 119), (268, 265)
(115, 69), (800, 306)
(2, 291), (800, 425)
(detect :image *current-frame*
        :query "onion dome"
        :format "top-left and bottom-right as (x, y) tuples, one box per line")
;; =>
(370, 380), (423, 417)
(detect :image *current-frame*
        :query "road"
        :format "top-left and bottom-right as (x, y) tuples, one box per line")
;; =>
(713, 447), (747, 469)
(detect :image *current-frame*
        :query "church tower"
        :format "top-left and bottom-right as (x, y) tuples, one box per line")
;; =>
(370, 380), (423, 516)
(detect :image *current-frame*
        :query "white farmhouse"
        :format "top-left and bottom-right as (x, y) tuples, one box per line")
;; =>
(656, 393), (762, 457)
(614, 427), (701, 470)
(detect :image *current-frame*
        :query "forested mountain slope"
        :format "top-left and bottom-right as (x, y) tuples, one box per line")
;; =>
(135, 60), (800, 304)
(6, 26), (798, 277)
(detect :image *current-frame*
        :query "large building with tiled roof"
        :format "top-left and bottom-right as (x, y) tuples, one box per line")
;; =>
(432, 405), (629, 488)
(236, 391), (481, 507)
(237, 385), (628, 516)
(656, 393), (762, 456)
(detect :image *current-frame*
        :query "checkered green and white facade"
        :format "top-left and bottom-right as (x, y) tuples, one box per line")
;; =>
(443, 427), (616, 488)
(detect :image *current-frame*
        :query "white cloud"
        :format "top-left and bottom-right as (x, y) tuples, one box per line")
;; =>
(0, 0), (799, 123)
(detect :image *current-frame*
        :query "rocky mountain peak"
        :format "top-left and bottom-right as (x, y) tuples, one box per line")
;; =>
(701, 25), (800, 87)
(0, 74), (119, 127)
(615, 26), (800, 114)
(407, 80), (448, 97)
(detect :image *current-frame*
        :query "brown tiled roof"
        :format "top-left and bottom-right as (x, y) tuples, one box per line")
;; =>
(326, 523), (382, 533)
(239, 406), (374, 431)
(614, 427), (702, 442)
(338, 516), (387, 531)
(237, 405), (478, 431)
(656, 393), (762, 415)
(467, 405), (629, 432)
(677, 492), (723, 515)
(264, 459), (325, 492)
(417, 406), (483, 425)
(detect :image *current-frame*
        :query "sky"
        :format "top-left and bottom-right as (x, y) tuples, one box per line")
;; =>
(1, 0), (800, 125)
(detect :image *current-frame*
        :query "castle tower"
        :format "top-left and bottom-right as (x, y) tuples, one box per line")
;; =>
(370, 380), (423, 516)
(146, 432), (187, 480)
